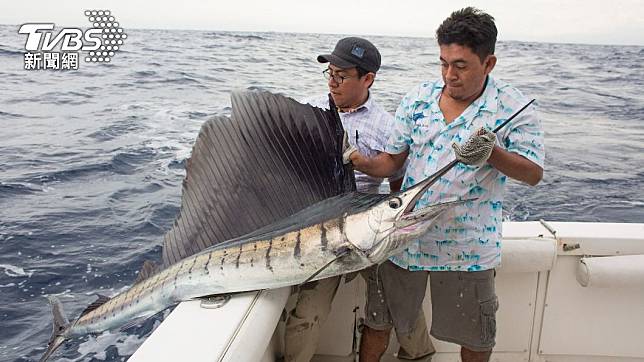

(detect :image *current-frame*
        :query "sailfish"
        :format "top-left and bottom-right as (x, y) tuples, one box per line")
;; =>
(39, 91), (461, 361)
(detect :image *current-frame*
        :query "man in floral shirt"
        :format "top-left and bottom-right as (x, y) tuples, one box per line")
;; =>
(350, 7), (545, 362)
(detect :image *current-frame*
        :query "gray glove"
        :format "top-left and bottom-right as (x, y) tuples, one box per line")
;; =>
(452, 127), (496, 166)
(342, 131), (358, 164)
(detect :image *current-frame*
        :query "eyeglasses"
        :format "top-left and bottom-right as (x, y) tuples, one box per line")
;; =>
(322, 68), (354, 84)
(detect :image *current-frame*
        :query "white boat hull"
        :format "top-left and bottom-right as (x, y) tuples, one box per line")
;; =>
(130, 221), (644, 362)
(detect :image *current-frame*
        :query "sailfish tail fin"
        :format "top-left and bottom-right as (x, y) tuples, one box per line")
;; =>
(39, 296), (70, 362)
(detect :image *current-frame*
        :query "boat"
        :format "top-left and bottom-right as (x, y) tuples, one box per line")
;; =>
(128, 221), (644, 361)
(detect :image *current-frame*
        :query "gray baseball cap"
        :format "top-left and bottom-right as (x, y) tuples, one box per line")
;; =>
(317, 37), (381, 73)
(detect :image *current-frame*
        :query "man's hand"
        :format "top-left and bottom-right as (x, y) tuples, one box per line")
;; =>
(454, 127), (543, 185)
(342, 131), (358, 164)
(452, 127), (496, 166)
(351, 149), (408, 178)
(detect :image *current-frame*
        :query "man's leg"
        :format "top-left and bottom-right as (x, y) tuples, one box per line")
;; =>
(396, 309), (435, 360)
(429, 270), (498, 362)
(359, 263), (395, 362)
(461, 347), (492, 362)
(284, 276), (342, 362)
(359, 325), (392, 362)
(360, 261), (431, 361)
(360, 313), (435, 362)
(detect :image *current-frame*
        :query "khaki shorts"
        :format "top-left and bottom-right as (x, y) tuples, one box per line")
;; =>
(429, 269), (498, 352)
(283, 276), (342, 362)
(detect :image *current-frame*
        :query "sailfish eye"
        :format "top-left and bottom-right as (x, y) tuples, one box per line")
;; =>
(388, 197), (402, 209)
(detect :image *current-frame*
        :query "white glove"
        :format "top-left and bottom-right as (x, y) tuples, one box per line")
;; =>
(452, 127), (496, 166)
(342, 131), (358, 164)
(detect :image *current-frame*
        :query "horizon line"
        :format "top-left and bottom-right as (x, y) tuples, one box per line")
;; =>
(2, 23), (643, 48)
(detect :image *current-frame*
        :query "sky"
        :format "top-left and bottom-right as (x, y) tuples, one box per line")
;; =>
(2, 0), (643, 46)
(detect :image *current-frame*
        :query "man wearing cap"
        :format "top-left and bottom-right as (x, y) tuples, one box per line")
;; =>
(282, 37), (435, 362)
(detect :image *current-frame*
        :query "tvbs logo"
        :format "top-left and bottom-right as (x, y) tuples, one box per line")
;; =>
(19, 10), (126, 70)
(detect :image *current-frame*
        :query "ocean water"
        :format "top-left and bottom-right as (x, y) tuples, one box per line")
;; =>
(1, 25), (643, 361)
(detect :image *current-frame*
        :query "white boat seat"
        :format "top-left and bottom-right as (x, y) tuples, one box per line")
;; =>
(577, 254), (644, 288)
(497, 237), (557, 273)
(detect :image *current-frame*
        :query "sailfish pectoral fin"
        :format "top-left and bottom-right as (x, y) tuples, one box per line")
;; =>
(118, 315), (152, 332)
(300, 247), (352, 285)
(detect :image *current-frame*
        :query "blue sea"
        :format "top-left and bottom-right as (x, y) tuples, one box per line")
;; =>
(1, 25), (643, 361)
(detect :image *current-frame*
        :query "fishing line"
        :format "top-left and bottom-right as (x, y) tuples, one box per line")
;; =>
(300, 248), (351, 285)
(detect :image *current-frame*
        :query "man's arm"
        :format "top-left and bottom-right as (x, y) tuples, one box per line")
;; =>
(350, 150), (409, 178)
(488, 145), (543, 186)
(389, 177), (403, 192)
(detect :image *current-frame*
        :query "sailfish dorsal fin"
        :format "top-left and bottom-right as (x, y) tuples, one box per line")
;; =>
(156, 91), (355, 268)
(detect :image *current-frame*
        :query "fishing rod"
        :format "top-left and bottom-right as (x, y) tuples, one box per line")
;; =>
(493, 99), (536, 133)
(431, 99), (535, 179)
